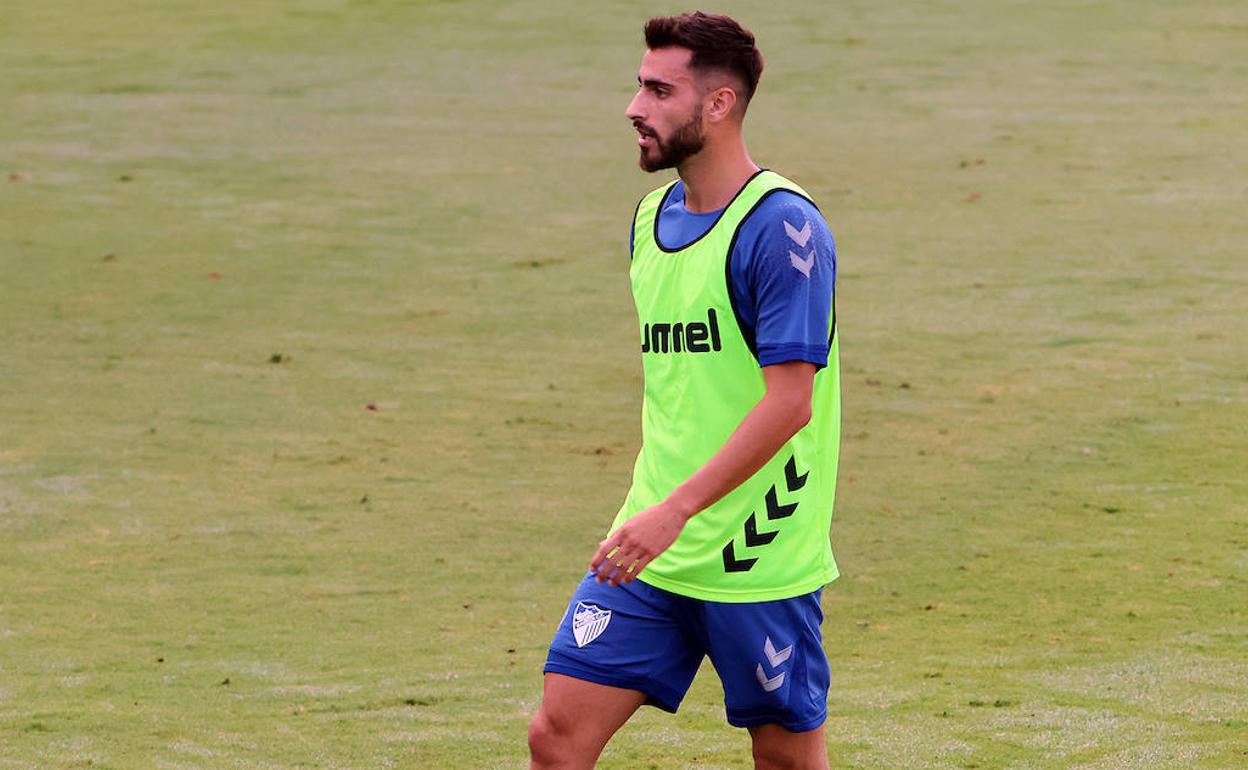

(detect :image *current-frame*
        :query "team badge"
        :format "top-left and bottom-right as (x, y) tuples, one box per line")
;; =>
(572, 602), (612, 648)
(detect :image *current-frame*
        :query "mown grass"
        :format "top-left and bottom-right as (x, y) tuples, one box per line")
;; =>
(1, 1), (1245, 768)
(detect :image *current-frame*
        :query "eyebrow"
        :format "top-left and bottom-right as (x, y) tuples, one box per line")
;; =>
(639, 76), (675, 90)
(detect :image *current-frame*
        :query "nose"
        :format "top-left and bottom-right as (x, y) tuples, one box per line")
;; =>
(625, 89), (644, 122)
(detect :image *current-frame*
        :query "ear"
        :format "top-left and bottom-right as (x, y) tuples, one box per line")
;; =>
(704, 85), (738, 123)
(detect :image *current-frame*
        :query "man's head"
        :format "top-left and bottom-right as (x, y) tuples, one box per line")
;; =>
(626, 11), (764, 172)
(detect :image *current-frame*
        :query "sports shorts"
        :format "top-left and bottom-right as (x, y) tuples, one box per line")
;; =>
(543, 572), (829, 733)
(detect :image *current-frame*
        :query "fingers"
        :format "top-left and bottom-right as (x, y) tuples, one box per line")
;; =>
(616, 554), (652, 585)
(591, 538), (647, 587)
(591, 515), (671, 586)
(603, 556), (640, 586)
(589, 538), (616, 574)
(590, 538), (622, 584)
(595, 548), (636, 586)
(593, 551), (619, 584)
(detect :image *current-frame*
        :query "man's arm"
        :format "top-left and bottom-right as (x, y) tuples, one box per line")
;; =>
(589, 361), (815, 586)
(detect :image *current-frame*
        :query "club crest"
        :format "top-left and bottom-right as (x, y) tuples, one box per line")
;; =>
(572, 601), (612, 648)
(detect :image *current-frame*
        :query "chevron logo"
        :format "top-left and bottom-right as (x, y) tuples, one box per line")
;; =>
(743, 513), (777, 547)
(783, 219), (812, 248)
(789, 249), (815, 278)
(720, 457), (809, 573)
(763, 636), (793, 667)
(756, 635), (793, 692)
(784, 456), (808, 491)
(784, 220), (815, 278)
(764, 486), (797, 520)
(756, 664), (785, 692)
(721, 541), (757, 572)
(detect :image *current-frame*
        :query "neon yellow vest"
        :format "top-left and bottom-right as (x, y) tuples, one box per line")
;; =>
(610, 170), (841, 602)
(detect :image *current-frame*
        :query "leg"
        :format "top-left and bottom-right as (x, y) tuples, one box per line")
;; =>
(748, 723), (829, 770)
(533, 574), (703, 768)
(701, 588), (831, 765)
(529, 673), (646, 770)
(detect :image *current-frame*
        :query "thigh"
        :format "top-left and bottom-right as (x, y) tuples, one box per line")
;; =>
(543, 573), (704, 713)
(702, 589), (829, 733)
(532, 673), (647, 762)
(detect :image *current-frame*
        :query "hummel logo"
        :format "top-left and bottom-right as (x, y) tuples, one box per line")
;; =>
(756, 635), (793, 692)
(764, 636), (793, 667)
(756, 663), (785, 692)
(783, 219), (812, 248)
(784, 219), (815, 278)
(641, 307), (722, 354)
(789, 249), (815, 278)
(721, 457), (809, 573)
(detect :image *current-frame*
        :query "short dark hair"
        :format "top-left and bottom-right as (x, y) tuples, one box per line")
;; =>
(644, 11), (765, 105)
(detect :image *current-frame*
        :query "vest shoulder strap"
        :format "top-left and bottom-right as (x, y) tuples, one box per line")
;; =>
(631, 171), (817, 256)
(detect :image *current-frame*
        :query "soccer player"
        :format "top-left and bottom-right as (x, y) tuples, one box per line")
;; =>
(529, 11), (840, 769)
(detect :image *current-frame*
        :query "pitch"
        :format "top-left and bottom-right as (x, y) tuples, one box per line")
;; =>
(1, 1), (1245, 767)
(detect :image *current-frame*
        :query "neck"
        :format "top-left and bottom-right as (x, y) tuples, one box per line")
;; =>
(677, 134), (759, 213)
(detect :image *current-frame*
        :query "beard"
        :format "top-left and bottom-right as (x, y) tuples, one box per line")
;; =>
(638, 105), (705, 172)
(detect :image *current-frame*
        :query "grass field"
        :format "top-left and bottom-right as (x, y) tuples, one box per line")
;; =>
(2, 1), (1246, 767)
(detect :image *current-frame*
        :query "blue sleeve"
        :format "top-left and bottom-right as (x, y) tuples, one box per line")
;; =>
(729, 192), (836, 369)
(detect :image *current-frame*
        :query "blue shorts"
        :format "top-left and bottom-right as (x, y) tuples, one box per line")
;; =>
(543, 573), (829, 733)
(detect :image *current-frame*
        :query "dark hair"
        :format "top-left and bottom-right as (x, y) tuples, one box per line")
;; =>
(644, 11), (764, 105)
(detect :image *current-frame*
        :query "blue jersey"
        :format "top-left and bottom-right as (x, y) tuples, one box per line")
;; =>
(630, 177), (836, 368)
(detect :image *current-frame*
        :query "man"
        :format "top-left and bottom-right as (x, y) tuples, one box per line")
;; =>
(529, 11), (840, 769)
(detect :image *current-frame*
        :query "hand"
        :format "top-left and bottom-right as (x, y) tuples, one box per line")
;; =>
(589, 502), (689, 587)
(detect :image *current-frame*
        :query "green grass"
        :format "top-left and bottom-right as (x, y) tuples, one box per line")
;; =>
(2, 1), (1246, 767)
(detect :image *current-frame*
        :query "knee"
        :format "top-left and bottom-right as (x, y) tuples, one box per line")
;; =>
(528, 708), (573, 767)
(751, 726), (827, 770)
(752, 745), (801, 770)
